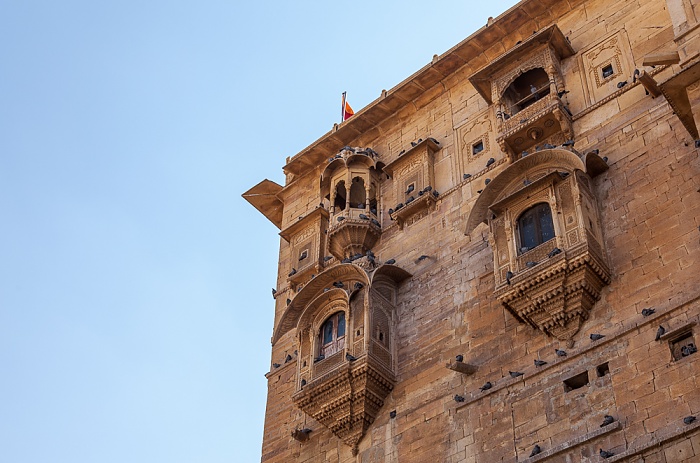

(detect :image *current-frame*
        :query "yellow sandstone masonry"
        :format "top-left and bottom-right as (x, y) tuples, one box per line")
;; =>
(244, 0), (700, 461)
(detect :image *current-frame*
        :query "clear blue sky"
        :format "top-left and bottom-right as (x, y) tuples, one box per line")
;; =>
(0, 1), (518, 461)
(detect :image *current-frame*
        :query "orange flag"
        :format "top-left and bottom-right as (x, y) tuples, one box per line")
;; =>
(342, 92), (354, 121)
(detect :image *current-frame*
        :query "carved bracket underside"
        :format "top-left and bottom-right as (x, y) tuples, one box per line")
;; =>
(292, 359), (394, 455)
(389, 194), (436, 229)
(496, 245), (610, 340)
(327, 220), (382, 260)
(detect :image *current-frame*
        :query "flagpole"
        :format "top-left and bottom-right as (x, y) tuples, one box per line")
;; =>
(341, 91), (346, 123)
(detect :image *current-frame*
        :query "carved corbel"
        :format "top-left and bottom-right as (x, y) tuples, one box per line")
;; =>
(486, 231), (497, 249)
(552, 106), (574, 139)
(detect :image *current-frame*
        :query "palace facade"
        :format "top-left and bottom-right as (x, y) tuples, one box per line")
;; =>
(244, 0), (700, 461)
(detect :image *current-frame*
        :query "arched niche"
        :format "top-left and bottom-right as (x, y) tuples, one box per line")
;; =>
(502, 68), (552, 116)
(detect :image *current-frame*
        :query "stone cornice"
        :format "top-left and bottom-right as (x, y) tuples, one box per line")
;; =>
(281, 0), (571, 181)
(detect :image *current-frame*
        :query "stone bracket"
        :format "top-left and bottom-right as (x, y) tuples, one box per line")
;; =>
(446, 360), (477, 375)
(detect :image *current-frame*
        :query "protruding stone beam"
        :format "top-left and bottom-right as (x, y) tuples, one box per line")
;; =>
(642, 51), (681, 67)
(446, 360), (477, 375)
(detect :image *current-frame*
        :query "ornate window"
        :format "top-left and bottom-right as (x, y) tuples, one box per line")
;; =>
(466, 149), (611, 340)
(517, 203), (555, 252)
(319, 311), (346, 358)
(279, 207), (330, 288)
(273, 262), (410, 454)
(383, 137), (441, 229)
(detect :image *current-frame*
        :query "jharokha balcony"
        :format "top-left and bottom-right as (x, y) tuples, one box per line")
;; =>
(496, 87), (573, 158)
(321, 146), (384, 260)
(469, 24), (576, 160)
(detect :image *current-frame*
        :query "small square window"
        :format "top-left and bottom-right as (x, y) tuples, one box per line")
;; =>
(472, 141), (484, 155)
(601, 64), (614, 79)
(564, 371), (589, 392)
(299, 249), (308, 261)
(670, 332), (697, 361)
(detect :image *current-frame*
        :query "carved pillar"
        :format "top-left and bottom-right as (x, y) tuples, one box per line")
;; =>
(365, 182), (371, 212)
(549, 189), (564, 249)
(546, 63), (558, 95)
(330, 186), (337, 215)
(494, 97), (504, 132)
(344, 173), (350, 210)
(504, 216), (516, 270)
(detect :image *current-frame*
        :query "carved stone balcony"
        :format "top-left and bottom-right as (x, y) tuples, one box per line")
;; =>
(466, 148), (611, 341)
(469, 24), (575, 160)
(292, 354), (394, 455)
(495, 240), (610, 340)
(496, 92), (573, 158)
(327, 208), (381, 260)
(274, 263), (410, 454)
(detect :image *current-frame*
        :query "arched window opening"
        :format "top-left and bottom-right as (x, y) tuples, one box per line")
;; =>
(349, 177), (366, 208)
(503, 68), (551, 115)
(334, 181), (347, 211)
(318, 311), (346, 358)
(518, 203), (555, 253)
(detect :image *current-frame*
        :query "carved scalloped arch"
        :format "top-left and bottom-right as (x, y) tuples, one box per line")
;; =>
(320, 155), (379, 191)
(498, 60), (549, 100)
(272, 263), (412, 344)
(272, 264), (371, 344)
(465, 148), (608, 234)
(298, 289), (349, 335)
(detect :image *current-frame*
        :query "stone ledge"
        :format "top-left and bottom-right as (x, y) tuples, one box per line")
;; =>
(658, 321), (697, 342)
(520, 421), (621, 463)
(605, 418), (700, 462)
(455, 294), (700, 409)
(572, 66), (668, 121)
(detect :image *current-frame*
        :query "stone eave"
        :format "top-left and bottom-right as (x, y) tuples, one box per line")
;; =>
(659, 58), (700, 138)
(241, 179), (284, 229)
(469, 24), (576, 104)
(465, 148), (609, 234)
(280, 0), (570, 181)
